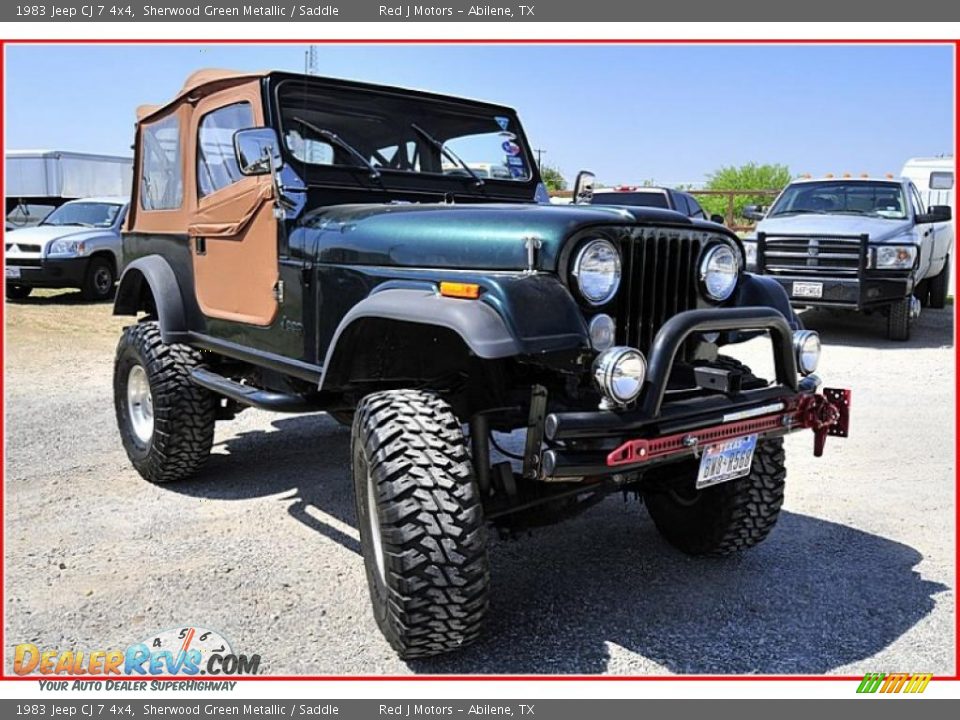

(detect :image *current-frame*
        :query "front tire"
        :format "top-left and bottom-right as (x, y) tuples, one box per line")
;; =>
(352, 389), (489, 659)
(81, 256), (115, 301)
(644, 437), (786, 556)
(928, 254), (950, 309)
(887, 297), (912, 341)
(114, 321), (216, 483)
(5, 284), (32, 300)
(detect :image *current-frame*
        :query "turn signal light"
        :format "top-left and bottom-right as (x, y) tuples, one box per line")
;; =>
(439, 281), (481, 299)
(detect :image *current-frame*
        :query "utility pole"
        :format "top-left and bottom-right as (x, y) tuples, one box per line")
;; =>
(534, 148), (546, 170)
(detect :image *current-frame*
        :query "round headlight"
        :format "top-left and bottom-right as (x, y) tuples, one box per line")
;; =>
(573, 239), (621, 305)
(593, 346), (647, 405)
(699, 244), (739, 301)
(793, 330), (821, 375)
(588, 314), (616, 351)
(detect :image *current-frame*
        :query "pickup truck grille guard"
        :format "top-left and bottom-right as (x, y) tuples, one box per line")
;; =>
(757, 231), (868, 278)
(540, 307), (851, 480)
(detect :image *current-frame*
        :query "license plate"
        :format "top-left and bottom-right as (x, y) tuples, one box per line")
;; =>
(792, 281), (823, 299)
(5, 267), (21, 279)
(696, 434), (758, 489)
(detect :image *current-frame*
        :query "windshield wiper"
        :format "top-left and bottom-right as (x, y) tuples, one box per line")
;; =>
(42, 221), (94, 228)
(410, 123), (485, 188)
(292, 116), (381, 180)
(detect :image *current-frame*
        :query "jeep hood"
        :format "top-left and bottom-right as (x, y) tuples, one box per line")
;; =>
(297, 202), (720, 271)
(756, 214), (914, 243)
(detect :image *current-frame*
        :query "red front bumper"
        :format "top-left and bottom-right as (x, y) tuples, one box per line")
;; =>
(606, 387), (851, 469)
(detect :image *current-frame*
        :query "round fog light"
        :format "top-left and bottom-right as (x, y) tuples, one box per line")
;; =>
(588, 314), (616, 351)
(793, 330), (821, 375)
(593, 346), (647, 405)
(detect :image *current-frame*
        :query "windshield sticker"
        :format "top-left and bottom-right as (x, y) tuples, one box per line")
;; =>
(502, 140), (521, 156)
(507, 156), (525, 167)
(495, 116), (510, 131)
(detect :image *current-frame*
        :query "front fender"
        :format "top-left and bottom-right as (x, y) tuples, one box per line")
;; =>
(732, 273), (802, 330)
(318, 274), (590, 390)
(113, 256), (189, 343)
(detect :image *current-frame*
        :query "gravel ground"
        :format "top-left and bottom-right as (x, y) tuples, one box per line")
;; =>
(3, 290), (955, 675)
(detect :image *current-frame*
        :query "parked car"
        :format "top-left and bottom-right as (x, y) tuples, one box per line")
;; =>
(5, 196), (129, 301)
(112, 69), (850, 659)
(742, 177), (952, 340)
(591, 185), (726, 224)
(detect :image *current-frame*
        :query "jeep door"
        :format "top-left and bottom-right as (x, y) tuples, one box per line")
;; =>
(187, 88), (280, 327)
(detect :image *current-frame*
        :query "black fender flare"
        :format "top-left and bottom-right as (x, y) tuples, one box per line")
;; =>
(318, 281), (590, 390)
(734, 273), (803, 330)
(319, 287), (520, 390)
(113, 256), (190, 343)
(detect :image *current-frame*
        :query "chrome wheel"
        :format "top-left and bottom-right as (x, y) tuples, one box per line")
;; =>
(365, 465), (387, 586)
(126, 364), (154, 445)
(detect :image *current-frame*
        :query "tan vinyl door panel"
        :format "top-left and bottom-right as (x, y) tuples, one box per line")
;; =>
(187, 83), (279, 327)
(190, 177), (279, 326)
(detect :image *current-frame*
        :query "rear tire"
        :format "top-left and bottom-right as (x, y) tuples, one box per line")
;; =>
(114, 321), (216, 483)
(82, 256), (115, 301)
(644, 437), (786, 557)
(352, 389), (489, 658)
(5, 285), (32, 300)
(887, 297), (911, 341)
(928, 254), (950, 309)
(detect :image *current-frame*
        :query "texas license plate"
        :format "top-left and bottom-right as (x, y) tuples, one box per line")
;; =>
(696, 434), (758, 489)
(792, 281), (823, 299)
(5, 267), (21, 279)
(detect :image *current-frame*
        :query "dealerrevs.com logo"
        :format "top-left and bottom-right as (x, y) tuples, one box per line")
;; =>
(856, 673), (933, 694)
(13, 626), (261, 676)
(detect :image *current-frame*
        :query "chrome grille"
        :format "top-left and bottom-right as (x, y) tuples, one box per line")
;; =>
(759, 233), (865, 278)
(616, 228), (704, 352)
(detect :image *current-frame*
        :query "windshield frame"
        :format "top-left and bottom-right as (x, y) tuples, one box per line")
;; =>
(40, 201), (124, 229)
(768, 180), (908, 220)
(270, 75), (540, 193)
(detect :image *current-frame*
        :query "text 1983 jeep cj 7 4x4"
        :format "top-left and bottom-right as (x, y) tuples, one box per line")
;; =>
(113, 69), (851, 658)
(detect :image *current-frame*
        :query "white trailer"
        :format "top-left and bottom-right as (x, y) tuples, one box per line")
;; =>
(5, 150), (133, 229)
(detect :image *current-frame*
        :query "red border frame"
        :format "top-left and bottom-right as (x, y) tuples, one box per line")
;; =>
(0, 36), (957, 684)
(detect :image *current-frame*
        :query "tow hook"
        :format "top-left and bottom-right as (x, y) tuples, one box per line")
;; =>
(798, 389), (851, 457)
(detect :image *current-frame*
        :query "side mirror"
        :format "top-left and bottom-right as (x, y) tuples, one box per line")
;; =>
(742, 204), (766, 221)
(710, 213), (726, 225)
(234, 128), (283, 176)
(916, 205), (952, 224)
(573, 170), (596, 205)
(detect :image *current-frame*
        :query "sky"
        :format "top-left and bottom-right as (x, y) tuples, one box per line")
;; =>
(4, 44), (954, 186)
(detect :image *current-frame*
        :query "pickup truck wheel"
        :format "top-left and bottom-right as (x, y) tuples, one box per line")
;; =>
(644, 437), (786, 557)
(352, 389), (489, 658)
(81, 256), (115, 301)
(114, 321), (216, 483)
(887, 297), (912, 341)
(5, 284), (32, 300)
(928, 254), (950, 309)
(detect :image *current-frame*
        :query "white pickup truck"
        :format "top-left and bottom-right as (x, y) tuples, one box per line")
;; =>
(742, 176), (953, 340)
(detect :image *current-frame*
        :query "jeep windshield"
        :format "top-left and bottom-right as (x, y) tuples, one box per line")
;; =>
(276, 80), (534, 186)
(40, 202), (122, 229)
(769, 181), (907, 220)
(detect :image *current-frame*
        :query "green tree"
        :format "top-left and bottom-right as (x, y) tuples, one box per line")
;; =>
(698, 163), (792, 221)
(540, 163), (567, 192)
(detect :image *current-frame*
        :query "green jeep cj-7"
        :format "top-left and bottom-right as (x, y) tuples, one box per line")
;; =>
(113, 69), (851, 658)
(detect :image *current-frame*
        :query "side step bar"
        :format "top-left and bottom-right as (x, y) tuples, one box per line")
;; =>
(189, 368), (309, 413)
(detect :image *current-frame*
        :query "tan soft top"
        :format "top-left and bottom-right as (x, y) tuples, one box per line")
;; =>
(135, 68), (269, 122)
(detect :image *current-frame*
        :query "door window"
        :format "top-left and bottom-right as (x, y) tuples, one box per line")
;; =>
(197, 103), (255, 197)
